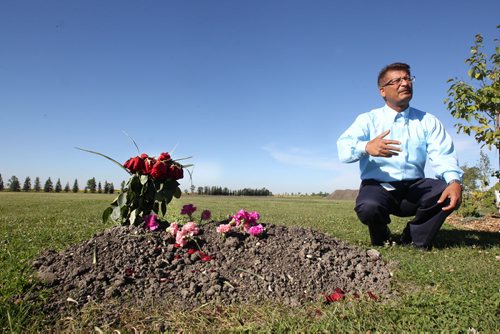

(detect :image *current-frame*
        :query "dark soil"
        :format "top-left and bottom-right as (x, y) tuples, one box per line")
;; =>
(29, 222), (395, 329)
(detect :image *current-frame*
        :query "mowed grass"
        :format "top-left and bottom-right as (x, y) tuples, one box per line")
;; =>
(0, 192), (499, 332)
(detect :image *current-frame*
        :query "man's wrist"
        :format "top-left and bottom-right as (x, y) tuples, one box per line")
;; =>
(447, 179), (463, 189)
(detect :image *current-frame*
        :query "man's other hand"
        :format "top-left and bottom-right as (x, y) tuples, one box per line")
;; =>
(438, 182), (463, 211)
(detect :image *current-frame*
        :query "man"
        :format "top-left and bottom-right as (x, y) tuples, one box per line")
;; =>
(337, 63), (463, 249)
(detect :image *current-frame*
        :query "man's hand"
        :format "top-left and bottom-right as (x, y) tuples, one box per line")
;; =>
(365, 130), (401, 157)
(438, 182), (462, 211)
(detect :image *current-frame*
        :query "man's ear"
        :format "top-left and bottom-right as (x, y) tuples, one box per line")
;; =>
(379, 86), (386, 98)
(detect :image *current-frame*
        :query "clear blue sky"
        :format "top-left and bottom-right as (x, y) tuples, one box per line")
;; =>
(1, 0), (498, 194)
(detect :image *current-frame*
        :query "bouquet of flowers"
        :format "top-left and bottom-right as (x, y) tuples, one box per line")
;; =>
(216, 209), (265, 236)
(77, 146), (191, 226)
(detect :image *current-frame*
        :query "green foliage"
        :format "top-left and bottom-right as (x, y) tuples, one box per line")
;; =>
(86, 177), (96, 193)
(8, 176), (21, 192)
(43, 177), (53, 192)
(445, 26), (500, 175)
(22, 177), (31, 192)
(33, 177), (41, 192)
(72, 179), (79, 193)
(54, 179), (62, 193)
(104, 174), (182, 225)
(64, 182), (70, 192)
(0, 173), (4, 191)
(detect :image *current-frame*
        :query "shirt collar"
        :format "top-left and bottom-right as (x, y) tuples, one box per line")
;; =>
(384, 104), (410, 122)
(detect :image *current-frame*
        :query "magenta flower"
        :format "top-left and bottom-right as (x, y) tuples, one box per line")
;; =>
(216, 224), (232, 234)
(247, 224), (264, 236)
(181, 204), (197, 216)
(249, 211), (260, 223)
(144, 214), (159, 231)
(201, 210), (212, 221)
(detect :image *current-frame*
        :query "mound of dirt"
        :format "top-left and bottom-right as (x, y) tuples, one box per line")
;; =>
(326, 189), (359, 200)
(29, 223), (394, 327)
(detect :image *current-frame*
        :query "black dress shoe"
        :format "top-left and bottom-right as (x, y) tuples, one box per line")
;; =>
(400, 225), (412, 245)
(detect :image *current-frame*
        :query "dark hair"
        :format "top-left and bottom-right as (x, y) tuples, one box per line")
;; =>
(378, 63), (411, 87)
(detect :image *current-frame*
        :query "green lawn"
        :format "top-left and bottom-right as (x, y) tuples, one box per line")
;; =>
(0, 192), (498, 332)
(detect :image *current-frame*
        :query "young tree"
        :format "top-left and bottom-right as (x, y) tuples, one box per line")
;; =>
(109, 182), (115, 194)
(8, 176), (21, 192)
(44, 177), (53, 192)
(34, 177), (41, 192)
(72, 179), (79, 193)
(23, 176), (31, 191)
(98, 181), (102, 194)
(87, 177), (96, 193)
(445, 27), (500, 176)
(55, 178), (62, 193)
(103, 181), (109, 194)
(0, 173), (4, 191)
(64, 181), (70, 192)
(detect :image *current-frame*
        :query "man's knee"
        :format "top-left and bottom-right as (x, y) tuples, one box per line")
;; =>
(355, 200), (387, 224)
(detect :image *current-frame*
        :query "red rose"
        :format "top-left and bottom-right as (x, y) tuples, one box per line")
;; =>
(158, 152), (171, 161)
(167, 164), (184, 180)
(142, 157), (156, 175)
(140, 153), (149, 159)
(150, 160), (168, 180)
(123, 156), (145, 173)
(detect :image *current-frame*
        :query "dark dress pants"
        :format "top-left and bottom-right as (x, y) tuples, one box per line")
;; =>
(354, 178), (451, 248)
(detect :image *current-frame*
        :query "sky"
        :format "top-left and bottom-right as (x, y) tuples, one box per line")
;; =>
(1, 0), (499, 194)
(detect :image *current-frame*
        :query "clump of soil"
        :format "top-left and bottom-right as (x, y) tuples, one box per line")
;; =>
(30, 223), (394, 327)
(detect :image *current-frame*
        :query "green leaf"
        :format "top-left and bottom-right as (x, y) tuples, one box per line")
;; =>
(173, 187), (182, 199)
(117, 191), (127, 207)
(130, 209), (137, 225)
(75, 147), (131, 175)
(111, 206), (122, 221)
(102, 207), (113, 223)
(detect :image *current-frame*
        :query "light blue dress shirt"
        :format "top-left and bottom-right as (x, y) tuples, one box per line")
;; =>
(337, 105), (463, 183)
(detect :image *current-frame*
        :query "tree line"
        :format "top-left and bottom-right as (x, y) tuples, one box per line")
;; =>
(0, 174), (118, 194)
(195, 186), (272, 196)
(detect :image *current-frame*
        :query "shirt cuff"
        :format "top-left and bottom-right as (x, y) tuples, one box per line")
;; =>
(356, 141), (369, 157)
(443, 172), (462, 184)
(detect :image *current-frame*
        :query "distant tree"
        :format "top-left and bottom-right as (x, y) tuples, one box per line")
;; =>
(8, 176), (21, 192)
(0, 173), (4, 191)
(103, 181), (109, 194)
(87, 178), (96, 193)
(72, 179), (79, 193)
(445, 28), (500, 177)
(22, 177), (31, 191)
(98, 182), (102, 194)
(461, 164), (481, 192)
(108, 182), (114, 194)
(197, 186), (203, 195)
(34, 177), (41, 192)
(64, 182), (70, 192)
(478, 150), (493, 190)
(190, 184), (195, 194)
(44, 177), (53, 192)
(55, 178), (62, 193)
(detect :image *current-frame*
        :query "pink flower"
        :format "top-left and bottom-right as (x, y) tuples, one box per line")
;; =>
(247, 224), (264, 236)
(144, 214), (159, 231)
(216, 224), (232, 234)
(166, 222), (180, 236)
(249, 211), (260, 223)
(182, 221), (200, 236)
(175, 230), (188, 247)
(181, 204), (197, 216)
(201, 210), (212, 221)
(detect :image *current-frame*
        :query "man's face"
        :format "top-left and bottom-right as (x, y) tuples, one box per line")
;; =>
(379, 69), (413, 111)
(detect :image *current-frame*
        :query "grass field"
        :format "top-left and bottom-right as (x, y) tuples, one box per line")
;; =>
(0, 192), (498, 332)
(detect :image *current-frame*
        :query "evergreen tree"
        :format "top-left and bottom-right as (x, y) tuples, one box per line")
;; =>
(55, 178), (62, 192)
(34, 177), (41, 192)
(0, 173), (4, 191)
(22, 177), (31, 191)
(98, 181), (102, 193)
(109, 182), (115, 194)
(87, 177), (96, 193)
(72, 179), (79, 193)
(104, 181), (109, 194)
(44, 177), (53, 192)
(8, 176), (21, 192)
(64, 182), (70, 192)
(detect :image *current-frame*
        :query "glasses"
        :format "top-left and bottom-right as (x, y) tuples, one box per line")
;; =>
(381, 75), (415, 87)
